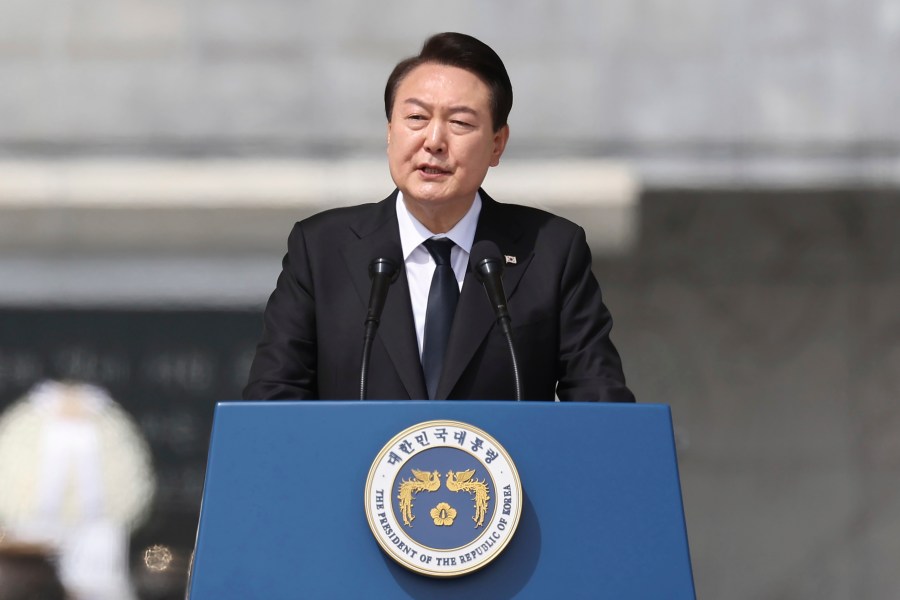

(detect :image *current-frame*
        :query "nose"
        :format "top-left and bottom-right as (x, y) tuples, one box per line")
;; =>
(423, 121), (447, 154)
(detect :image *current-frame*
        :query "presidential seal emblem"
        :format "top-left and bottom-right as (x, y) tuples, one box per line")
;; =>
(364, 420), (522, 577)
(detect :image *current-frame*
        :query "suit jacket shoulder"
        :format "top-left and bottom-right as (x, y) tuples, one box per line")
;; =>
(290, 192), (398, 246)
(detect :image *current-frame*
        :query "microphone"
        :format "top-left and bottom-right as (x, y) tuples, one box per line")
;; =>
(366, 256), (401, 328)
(360, 245), (401, 400)
(470, 241), (522, 401)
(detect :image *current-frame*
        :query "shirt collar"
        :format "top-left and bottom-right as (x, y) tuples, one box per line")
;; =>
(395, 190), (482, 260)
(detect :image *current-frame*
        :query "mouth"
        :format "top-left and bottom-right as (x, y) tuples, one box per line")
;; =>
(417, 164), (452, 176)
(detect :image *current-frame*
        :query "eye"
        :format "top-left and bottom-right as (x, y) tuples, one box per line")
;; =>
(450, 119), (474, 129)
(405, 114), (428, 128)
(403, 113), (428, 131)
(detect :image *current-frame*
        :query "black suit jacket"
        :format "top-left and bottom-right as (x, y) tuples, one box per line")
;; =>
(244, 189), (634, 402)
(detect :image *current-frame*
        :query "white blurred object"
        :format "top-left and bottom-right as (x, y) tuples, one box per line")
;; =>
(0, 380), (156, 600)
(60, 520), (134, 600)
(36, 407), (105, 522)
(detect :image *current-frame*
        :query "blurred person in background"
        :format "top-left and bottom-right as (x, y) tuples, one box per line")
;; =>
(0, 380), (155, 600)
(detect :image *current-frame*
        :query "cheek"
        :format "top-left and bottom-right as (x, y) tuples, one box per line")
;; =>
(460, 147), (496, 173)
(387, 139), (408, 161)
(391, 134), (420, 158)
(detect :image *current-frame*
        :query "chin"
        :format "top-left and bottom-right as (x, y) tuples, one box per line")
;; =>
(406, 185), (451, 204)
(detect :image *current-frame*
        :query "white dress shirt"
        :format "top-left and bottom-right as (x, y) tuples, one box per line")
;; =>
(395, 191), (482, 358)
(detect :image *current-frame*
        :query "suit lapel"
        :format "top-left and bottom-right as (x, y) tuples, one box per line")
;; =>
(342, 194), (428, 400)
(436, 191), (536, 399)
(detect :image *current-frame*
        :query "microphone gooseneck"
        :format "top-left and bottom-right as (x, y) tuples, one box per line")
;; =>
(470, 240), (522, 401)
(360, 247), (401, 400)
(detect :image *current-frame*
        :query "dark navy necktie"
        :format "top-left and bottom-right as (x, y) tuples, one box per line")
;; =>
(422, 238), (459, 399)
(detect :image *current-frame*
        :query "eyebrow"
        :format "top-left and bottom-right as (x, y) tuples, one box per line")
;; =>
(402, 98), (479, 117)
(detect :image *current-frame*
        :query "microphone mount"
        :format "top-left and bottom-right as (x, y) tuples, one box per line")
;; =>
(471, 241), (522, 401)
(360, 251), (400, 400)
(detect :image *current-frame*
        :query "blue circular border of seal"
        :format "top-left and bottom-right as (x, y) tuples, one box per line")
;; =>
(364, 420), (523, 578)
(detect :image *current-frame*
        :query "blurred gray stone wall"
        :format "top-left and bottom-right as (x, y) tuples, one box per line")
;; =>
(597, 189), (900, 599)
(1, 0), (898, 184)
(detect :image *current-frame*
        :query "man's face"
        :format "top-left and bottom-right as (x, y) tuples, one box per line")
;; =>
(387, 63), (509, 225)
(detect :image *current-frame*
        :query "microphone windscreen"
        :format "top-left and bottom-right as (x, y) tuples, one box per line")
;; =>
(368, 242), (402, 279)
(469, 240), (503, 269)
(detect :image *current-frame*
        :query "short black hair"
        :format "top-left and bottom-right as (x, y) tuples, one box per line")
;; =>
(384, 32), (513, 132)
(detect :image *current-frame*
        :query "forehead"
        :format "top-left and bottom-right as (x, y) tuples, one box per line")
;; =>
(394, 63), (491, 111)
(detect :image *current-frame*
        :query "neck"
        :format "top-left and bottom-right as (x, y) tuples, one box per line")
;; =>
(402, 196), (473, 234)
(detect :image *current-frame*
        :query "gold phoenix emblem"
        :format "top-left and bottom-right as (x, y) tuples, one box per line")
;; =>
(397, 469), (441, 527)
(446, 469), (490, 528)
(396, 468), (490, 529)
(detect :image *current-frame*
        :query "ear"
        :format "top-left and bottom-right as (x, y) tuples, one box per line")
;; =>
(489, 125), (510, 167)
(386, 122), (391, 147)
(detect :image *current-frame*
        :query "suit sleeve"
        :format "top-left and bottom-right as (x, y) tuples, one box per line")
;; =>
(555, 226), (635, 402)
(243, 223), (319, 400)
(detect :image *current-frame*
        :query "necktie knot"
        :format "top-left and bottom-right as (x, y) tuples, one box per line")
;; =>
(423, 238), (455, 266)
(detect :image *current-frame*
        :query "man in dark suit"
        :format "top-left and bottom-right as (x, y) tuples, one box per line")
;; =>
(244, 32), (634, 403)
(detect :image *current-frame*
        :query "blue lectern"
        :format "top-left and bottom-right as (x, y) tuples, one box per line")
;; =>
(189, 401), (694, 599)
